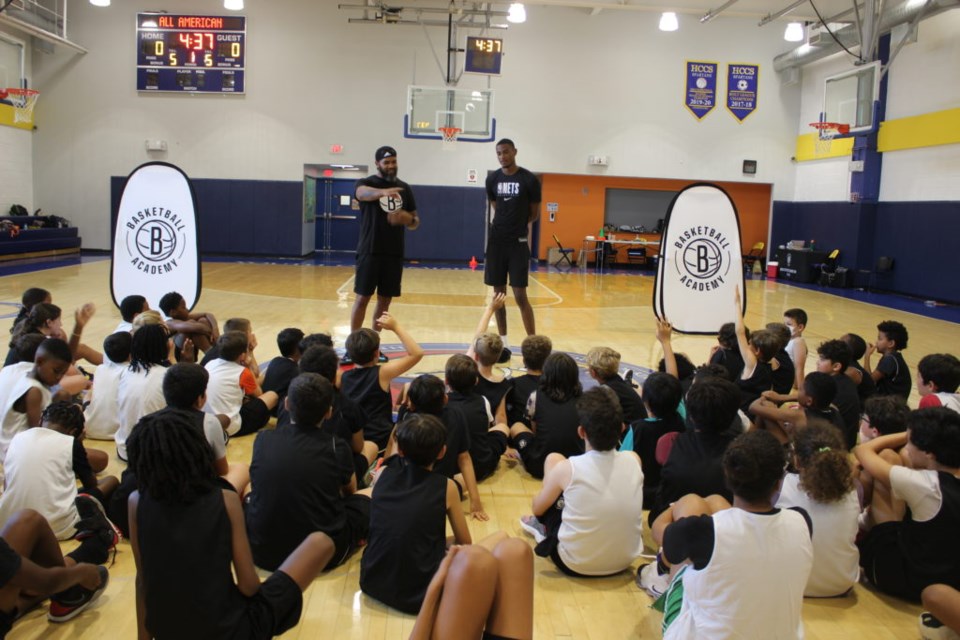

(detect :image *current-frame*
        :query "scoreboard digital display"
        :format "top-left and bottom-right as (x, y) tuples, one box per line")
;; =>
(464, 37), (503, 75)
(137, 14), (246, 94)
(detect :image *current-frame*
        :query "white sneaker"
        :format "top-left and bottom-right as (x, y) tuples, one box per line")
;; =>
(637, 563), (670, 598)
(519, 515), (546, 544)
(919, 612), (960, 640)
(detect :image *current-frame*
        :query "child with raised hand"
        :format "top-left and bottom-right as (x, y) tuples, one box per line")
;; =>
(917, 353), (960, 413)
(360, 414), (473, 614)
(84, 332), (132, 441)
(732, 287), (775, 414)
(841, 332), (877, 402)
(467, 294), (513, 425)
(765, 322), (796, 395)
(651, 430), (813, 639)
(129, 411), (334, 640)
(0, 338), (72, 461)
(521, 386), (644, 577)
(776, 421), (860, 597)
(783, 308), (809, 391)
(865, 320), (912, 401)
(854, 407), (960, 602)
(341, 313), (424, 450)
(508, 352), (584, 479)
(586, 346), (645, 424)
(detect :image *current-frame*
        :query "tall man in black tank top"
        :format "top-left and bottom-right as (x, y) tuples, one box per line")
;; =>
(485, 139), (541, 362)
(351, 146), (420, 337)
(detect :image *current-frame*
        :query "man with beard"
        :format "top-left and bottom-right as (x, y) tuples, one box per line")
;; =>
(349, 146), (420, 360)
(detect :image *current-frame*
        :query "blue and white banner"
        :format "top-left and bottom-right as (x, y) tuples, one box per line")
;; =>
(111, 162), (201, 311)
(654, 184), (745, 334)
(726, 63), (759, 122)
(685, 61), (717, 120)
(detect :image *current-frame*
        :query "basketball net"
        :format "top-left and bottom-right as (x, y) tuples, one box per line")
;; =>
(438, 127), (461, 151)
(809, 122), (849, 158)
(5, 89), (39, 124)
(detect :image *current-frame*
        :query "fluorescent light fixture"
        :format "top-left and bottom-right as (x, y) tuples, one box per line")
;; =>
(224, 0), (244, 10)
(784, 22), (804, 41)
(507, 3), (526, 23)
(89, 0), (111, 6)
(659, 12), (679, 32)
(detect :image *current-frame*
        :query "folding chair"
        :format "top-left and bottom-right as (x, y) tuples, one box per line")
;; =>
(858, 256), (894, 292)
(818, 249), (841, 286)
(551, 234), (575, 268)
(742, 241), (765, 273)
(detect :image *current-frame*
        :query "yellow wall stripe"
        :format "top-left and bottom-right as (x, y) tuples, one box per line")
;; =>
(0, 103), (34, 131)
(877, 107), (960, 152)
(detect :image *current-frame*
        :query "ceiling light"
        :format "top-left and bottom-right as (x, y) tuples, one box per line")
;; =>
(507, 3), (526, 24)
(89, 0), (110, 6)
(784, 22), (804, 42)
(224, 0), (244, 10)
(659, 12), (679, 32)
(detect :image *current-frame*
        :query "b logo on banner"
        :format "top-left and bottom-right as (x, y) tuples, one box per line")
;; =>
(673, 226), (734, 292)
(126, 210), (188, 274)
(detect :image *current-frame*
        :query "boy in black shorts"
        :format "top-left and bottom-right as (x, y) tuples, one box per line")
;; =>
(484, 139), (541, 362)
(351, 145), (420, 338)
(245, 373), (371, 572)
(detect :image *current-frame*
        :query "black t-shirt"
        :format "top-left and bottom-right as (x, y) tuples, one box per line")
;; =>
(447, 390), (498, 479)
(355, 175), (417, 257)
(341, 365), (394, 448)
(533, 392), (584, 460)
(261, 357), (299, 398)
(485, 167), (541, 242)
(506, 373), (539, 426)
(632, 413), (685, 504)
(710, 347), (745, 382)
(275, 392), (363, 449)
(603, 375), (647, 424)
(651, 430), (737, 522)
(245, 424), (354, 571)
(476, 376), (513, 421)
(0, 538), (21, 588)
(771, 350), (795, 395)
(876, 351), (911, 401)
(850, 361), (877, 402)
(739, 361), (773, 413)
(416, 406), (471, 480)
(832, 373), (861, 449)
(360, 455), (447, 615)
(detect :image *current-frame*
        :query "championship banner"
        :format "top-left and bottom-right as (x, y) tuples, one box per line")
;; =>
(653, 184), (744, 334)
(726, 63), (758, 122)
(685, 61), (717, 120)
(111, 162), (201, 311)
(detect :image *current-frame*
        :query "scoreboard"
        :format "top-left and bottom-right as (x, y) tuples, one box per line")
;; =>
(464, 37), (503, 75)
(137, 13), (246, 93)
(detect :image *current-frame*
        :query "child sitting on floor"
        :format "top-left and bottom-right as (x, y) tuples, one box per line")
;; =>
(765, 322), (796, 396)
(521, 387), (644, 577)
(586, 346), (646, 424)
(445, 354), (510, 483)
(865, 320), (912, 401)
(708, 322), (745, 383)
(783, 308), (809, 391)
(750, 372), (845, 444)
(204, 331), (279, 437)
(84, 332), (132, 441)
(917, 353), (960, 413)
(505, 335), (552, 428)
(841, 333), (877, 403)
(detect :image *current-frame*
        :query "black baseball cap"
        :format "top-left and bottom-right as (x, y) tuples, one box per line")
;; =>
(375, 146), (397, 162)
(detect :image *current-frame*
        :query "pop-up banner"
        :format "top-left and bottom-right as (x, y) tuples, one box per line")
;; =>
(654, 183), (744, 334)
(111, 162), (201, 311)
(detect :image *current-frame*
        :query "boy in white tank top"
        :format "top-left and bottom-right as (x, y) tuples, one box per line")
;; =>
(520, 386), (644, 577)
(651, 430), (813, 639)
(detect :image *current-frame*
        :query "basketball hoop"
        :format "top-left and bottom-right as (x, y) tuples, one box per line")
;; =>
(438, 126), (461, 151)
(5, 89), (40, 125)
(809, 122), (849, 157)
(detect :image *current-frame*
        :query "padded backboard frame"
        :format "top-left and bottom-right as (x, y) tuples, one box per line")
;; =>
(405, 85), (496, 142)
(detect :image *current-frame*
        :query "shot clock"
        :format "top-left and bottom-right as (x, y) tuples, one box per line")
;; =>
(137, 13), (246, 93)
(464, 37), (503, 75)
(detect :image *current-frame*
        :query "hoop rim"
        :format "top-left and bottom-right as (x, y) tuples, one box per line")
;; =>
(808, 121), (850, 134)
(5, 88), (39, 97)
(438, 126), (462, 140)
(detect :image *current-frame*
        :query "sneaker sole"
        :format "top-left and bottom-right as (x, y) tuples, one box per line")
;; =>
(75, 494), (121, 546)
(519, 518), (546, 544)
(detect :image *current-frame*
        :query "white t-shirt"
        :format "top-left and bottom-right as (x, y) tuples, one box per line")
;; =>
(114, 320), (133, 334)
(116, 365), (168, 460)
(665, 508), (813, 640)
(0, 428), (78, 539)
(204, 358), (245, 436)
(84, 360), (126, 440)
(202, 411), (228, 460)
(557, 449), (645, 575)
(890, 466), (943, 522)
(776, 473), (860, 597)
(0, 371), (51, 461)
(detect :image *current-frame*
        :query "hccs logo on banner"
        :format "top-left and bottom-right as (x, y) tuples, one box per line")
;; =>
(111, 162), (201, 311)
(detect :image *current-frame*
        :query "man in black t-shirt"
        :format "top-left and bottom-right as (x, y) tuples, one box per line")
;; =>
(351, 146), (420, 336)
(484, 139), (541, 362)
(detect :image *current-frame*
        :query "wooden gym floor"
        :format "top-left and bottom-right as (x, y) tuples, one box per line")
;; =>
(2, 257), (958, 639)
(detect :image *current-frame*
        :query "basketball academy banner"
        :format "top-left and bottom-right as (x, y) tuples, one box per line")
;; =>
(111, 162), (201, 311)
(653, 183), (744, 334)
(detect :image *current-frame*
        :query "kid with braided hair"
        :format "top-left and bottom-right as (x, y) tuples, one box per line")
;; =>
(128, 411), (334, 640)
(115, 324), (171, 461)
(777, 420), (860, 597)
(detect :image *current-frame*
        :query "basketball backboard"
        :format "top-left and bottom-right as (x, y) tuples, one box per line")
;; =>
(822, 60), (880, 134)
(405, 85), (496, 142)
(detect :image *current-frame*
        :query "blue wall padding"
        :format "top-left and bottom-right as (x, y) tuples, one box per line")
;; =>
(771, 200), (959, 303)
(112, 178), (488, 261)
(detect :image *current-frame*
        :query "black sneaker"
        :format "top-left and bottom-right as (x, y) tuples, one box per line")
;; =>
(624, 369), (638, 389)
(48, 565), (109, 622)
(497, 347), (512, 364)
(74, 494), (121, 550)
(378, 353), (390, 363)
